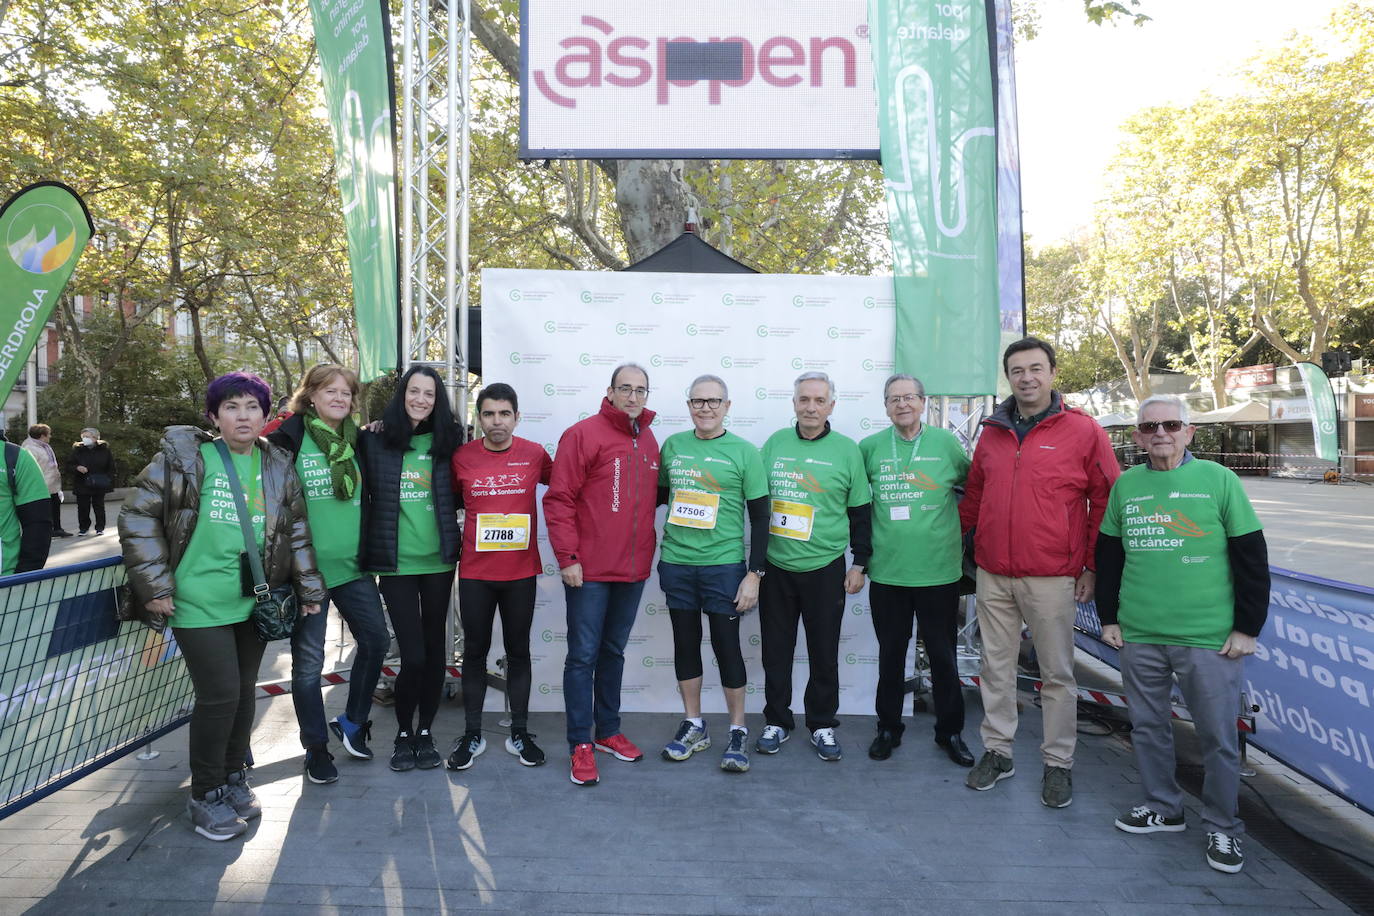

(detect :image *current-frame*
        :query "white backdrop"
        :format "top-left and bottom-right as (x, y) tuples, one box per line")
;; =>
(480, 267), (924, 718)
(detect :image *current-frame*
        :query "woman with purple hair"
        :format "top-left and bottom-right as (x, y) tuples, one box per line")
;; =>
(119, 371), (325, 842)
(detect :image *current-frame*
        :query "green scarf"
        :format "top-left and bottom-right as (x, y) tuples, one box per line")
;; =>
(303, 408), (359, 501)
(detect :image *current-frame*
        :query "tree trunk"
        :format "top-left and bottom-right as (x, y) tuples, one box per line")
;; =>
(613, 161), (694, 262)
(186, 304), (215, 382)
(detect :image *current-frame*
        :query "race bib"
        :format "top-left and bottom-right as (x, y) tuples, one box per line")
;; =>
(475, 513), (531, 551)
(668, 489), (719, 529)
(890, 505), (911, 521)
(769, 499), (814, 541)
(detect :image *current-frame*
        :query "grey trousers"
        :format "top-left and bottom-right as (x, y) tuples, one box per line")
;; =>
(1120, 641), (1245, 835)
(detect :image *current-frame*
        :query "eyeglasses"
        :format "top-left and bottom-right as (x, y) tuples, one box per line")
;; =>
(1137, 420), (1186, 434)
(885, 393), (925, 405)
(613, 385), (650, 399)
(688, 398), (724, 410)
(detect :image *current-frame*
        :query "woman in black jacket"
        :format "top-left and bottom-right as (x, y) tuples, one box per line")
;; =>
(68, 426), (115, 535)
(357, 366), (461, 772)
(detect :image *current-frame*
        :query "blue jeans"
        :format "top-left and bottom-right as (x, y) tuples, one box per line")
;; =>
(563, 580), (645, 746)
(290, 576), (391, 749)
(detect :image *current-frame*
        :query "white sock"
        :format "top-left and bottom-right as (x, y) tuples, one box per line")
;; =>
(686, 717), (704, 728)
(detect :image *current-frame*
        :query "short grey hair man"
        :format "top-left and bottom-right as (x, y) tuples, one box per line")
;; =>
(1135, 394), (1189, 425)
(883, 374), (926, 400)
(689, 373), (729, 400)
(793, 371), (835, 401)
(610, 362), (650, 389)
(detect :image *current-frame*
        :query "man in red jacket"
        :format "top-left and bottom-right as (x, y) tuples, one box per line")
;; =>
(543, 362), (661, 786)
(959, 337), (1119, 808)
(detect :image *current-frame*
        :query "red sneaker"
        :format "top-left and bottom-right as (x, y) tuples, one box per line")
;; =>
(570, 743), (599, 786)
(593, 733), (644, 762)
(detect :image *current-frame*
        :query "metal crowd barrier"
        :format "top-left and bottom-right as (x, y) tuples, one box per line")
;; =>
(0, 557), (194, 820)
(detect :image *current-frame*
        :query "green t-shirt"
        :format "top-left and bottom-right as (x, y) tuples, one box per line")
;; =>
(859, 426), (970, 587)
(761, 426), (871, 573)
(1100, 459), (1263, 650)
(377, 432), (451, 576)
(0, 446), (51, 575)
(658, 430), (768, 566)
(172, 443), (264, 628)
(297, 435), (362, 589)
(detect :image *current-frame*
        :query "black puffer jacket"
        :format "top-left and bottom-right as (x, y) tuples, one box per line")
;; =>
(68, 441), (116, 494)
(357, 428), (460, 572)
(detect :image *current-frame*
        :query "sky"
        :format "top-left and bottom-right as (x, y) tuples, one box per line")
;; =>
(1013, 0), (1351, 245)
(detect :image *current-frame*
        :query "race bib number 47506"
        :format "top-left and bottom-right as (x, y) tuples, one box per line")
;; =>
(769, 499), (814, 541)
(475, 513), (531, 551)
(667, 489), (719, 529)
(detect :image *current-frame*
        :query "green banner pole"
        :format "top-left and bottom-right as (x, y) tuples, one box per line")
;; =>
(871, 0), (1000, 396)
(1295, 361), (1340, 464)
(0, 182), (94, 407)
(306, 0), (399, 382)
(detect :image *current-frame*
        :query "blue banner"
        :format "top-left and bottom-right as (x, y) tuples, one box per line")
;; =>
(1247, 568), (1374, 814)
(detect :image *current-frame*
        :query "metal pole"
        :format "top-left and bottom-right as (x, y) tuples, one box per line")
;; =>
(399, 0), (416, 370)
(25, 348), (38, 427)
(443, 0), (459, 406)
(456, 0), (472, 430)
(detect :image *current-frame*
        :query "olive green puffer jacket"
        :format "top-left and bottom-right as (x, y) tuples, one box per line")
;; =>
(117, 425), (325, 627)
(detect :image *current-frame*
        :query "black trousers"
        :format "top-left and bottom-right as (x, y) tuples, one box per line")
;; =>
(76, 491), (105, 532)
(869, 580), (964, 739)
(759, 556), (846, 732)
(457, 576), (536, 732)
(174, 620), (266, 799)
(380, 570), (456, 734)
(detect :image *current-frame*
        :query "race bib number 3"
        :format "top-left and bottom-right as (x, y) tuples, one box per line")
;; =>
(668, 489), (720, 529)
(769, 499), (814, 541)
(475, 513), (531, 551)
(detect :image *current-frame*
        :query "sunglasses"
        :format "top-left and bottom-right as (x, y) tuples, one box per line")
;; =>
(1137, 420), (1186, 434)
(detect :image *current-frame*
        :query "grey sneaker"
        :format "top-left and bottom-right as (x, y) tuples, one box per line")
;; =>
(662, 720), (711, 761)
(1115, 805), (1185, 834)
(755, 725), (789, 755)
(224, 768), (262, 820)
(1041, 765), (1073, 808)
(720, 728), (750, 773)
(966, 750), (1015, 790)
(810, 727), (842, 762)
(187, 786), (248, 841)
(1205, 832), (1244, 873)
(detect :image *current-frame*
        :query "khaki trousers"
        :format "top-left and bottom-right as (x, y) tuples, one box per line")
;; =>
(975, 569), (1078, 768)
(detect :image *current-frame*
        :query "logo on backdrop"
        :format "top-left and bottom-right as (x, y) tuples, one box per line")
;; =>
(6, 204), (77, 274)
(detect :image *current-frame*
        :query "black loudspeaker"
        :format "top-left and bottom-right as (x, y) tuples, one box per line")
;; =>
(1321, 350), (1352, 376)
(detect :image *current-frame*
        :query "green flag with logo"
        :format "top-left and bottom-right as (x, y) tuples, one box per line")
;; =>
(1295, 361), (1340, 463)
(871, 0), (1000, 396)
(0, 182), (94, 406)
(306, 0), (398, 381)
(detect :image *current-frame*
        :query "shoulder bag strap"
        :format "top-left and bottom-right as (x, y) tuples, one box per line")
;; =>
(214, 439), (269, 597)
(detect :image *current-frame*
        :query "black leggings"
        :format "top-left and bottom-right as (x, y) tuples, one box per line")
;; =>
(174, 620), (266, 799)
(457, 577), (536, 732)
(379, 570), (456, 734)
(668, 609), (747, 688)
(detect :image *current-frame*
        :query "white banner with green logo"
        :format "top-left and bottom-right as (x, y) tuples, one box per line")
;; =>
(871, 0), (1000, 396)
(1295, 361), (1340, 464)
(306, 0), (398, 381)
(0, 182), (93, 407)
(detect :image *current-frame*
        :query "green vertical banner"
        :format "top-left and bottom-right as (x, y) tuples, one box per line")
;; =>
(307, 0), (399, 381)
(1295, 361), (1340, 463)
(0, 182), (93, 406)
(871, 0), (1000, 396)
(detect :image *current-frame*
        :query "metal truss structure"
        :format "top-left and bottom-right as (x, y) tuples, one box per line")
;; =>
(399, 0), (470, 413)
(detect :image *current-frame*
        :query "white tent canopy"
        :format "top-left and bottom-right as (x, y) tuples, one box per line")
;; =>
(1191, 401), (1269, 424)
(1095, 412), (1134, 428)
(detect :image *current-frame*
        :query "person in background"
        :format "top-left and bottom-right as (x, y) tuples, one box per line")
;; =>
(358, 366), (462, 774)
(2, 428), (52, 574)
(268, 365), (391, 785)
(68, 426), (115, 536)
(118, 372), (323, 842)
(21, 424), (72, 537)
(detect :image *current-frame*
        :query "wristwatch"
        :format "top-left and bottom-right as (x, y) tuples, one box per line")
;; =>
(749, 567), (767, 578)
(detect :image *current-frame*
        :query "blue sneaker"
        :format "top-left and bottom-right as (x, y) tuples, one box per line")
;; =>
(720, 728), (750, 773)
(661, 720), (710, 761)
(330, 715), (373, 760)
(811, 727), (842, 761)
(755, 725), (789, 755)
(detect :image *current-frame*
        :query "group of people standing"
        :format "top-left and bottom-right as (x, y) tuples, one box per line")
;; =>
(114, 335), (1269, 875)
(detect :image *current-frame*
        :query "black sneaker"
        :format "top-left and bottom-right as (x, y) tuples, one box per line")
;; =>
(304, 747), (338, 784)
(413, 729), (442, 769)
(506, 729), (546, 767)
(447, 731), (487, 770)
(390, 732), (417, 772)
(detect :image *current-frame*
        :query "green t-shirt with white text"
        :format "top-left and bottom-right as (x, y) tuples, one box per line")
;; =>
(860, 426), (970, 587)
(659, 430), (768, 566)
(172, 443), (264, 628)
(297, 435), (362, 588)
(761, 426), (871, 573)
(375, 432), (451, 576)
(1100, 459), (1262, 650)
(0, 446), (51, 575)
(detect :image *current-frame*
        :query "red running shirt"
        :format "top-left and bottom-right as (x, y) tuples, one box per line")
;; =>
(451, 436), (553, 580)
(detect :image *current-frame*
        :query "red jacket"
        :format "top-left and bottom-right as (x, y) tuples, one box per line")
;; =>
(959, 395), (1120, 579)
(542, 398), (660, 582)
